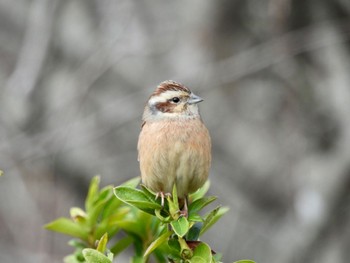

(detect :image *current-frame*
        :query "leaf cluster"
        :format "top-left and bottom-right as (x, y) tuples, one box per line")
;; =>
(45, 176), (254, 263)
(114, 180), (229, 262)
(45, 176), (142, 262)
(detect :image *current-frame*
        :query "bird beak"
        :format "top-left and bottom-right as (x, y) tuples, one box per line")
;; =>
(188, 93), (203, 105)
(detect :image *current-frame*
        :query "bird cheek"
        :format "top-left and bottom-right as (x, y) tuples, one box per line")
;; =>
(172, 104), (185, 113)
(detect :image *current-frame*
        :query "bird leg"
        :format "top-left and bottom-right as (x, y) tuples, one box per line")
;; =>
(155, 192), (171, 207)
(179, 196), (188, 218)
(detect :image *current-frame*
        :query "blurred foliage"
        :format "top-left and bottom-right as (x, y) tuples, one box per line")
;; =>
(45, 176), (249, 263)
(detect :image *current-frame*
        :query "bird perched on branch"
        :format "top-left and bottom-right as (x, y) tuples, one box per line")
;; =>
(137, 80), (211, 215)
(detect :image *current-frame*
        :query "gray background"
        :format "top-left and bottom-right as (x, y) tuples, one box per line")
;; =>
(1, 0), (350, 262)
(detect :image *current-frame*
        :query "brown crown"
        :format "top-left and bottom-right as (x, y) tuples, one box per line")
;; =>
(152, 80), (191, 97)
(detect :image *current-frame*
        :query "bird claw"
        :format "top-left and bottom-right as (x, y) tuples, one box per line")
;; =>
(178, 209), (188, 218)
(155, 192), (171, 207)
(177, 197), (188, 218)
(155, 192), (188, 218)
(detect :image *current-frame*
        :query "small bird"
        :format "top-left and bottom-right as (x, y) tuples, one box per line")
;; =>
(137, 80), (211, 215)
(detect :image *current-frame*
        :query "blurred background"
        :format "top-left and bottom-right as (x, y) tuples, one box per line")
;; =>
(1, 0), (350, 262)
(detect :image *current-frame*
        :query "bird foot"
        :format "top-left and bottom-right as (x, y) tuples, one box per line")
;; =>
(155, 192), (171, 207)
(178, 209), (188, 218)
(178, 197), (188, 218)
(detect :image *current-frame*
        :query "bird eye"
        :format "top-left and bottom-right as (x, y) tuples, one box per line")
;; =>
(171, 97), (180, 103)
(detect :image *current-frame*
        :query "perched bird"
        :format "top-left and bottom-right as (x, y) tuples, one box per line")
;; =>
(137, 80), (211, 214)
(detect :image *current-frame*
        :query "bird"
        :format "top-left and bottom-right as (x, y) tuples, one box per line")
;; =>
(137, 80), (211, 215)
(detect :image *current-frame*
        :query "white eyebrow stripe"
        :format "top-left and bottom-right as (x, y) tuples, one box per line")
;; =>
(148, 90), (188, 106)
(148, 96), (163, 106)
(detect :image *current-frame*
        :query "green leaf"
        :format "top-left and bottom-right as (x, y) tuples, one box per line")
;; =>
(144, 231), (172, 257)
(167, 186), (180, 219)
(178, 237), (192, 259)
(70, 207), (87, 223)
(168, 237), (181, 254)
(131, 256), (145, 263)
(101, 195), (123, 219)
(113, 186), (162, 215)
(155, 209), (171, 222)
(105, 206), (131, 223)
(96, 233), (108, 253)
(85, 176), (100, 212)
(200, 207), (229, 236)
(115, 219), (145, 238)
(140, 184), (156, 199)
(87, 187), (113, 228)
(98, 186), (114, 204)
(188, 213), (203, 222)
(95, 207), (131, 238)
(153, 248), (169, 263)
(140, 184), (166, 209)
(233, 261), (256, 263)
(66, 240), (86, 262)
(171, 217), (189, 237)
(172, 184), (179, 209)
(114, 186), (154, 203)
(110, 236), (134, 256)
(191, 242), (212, 263)
(0, 170), (3, 176)
(82, 248), (112, 263)
(189, 180), (210, 201)
(186, 222), (202, 241)
(188, 196), (217, 214)
(44, 218), (88, 240)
